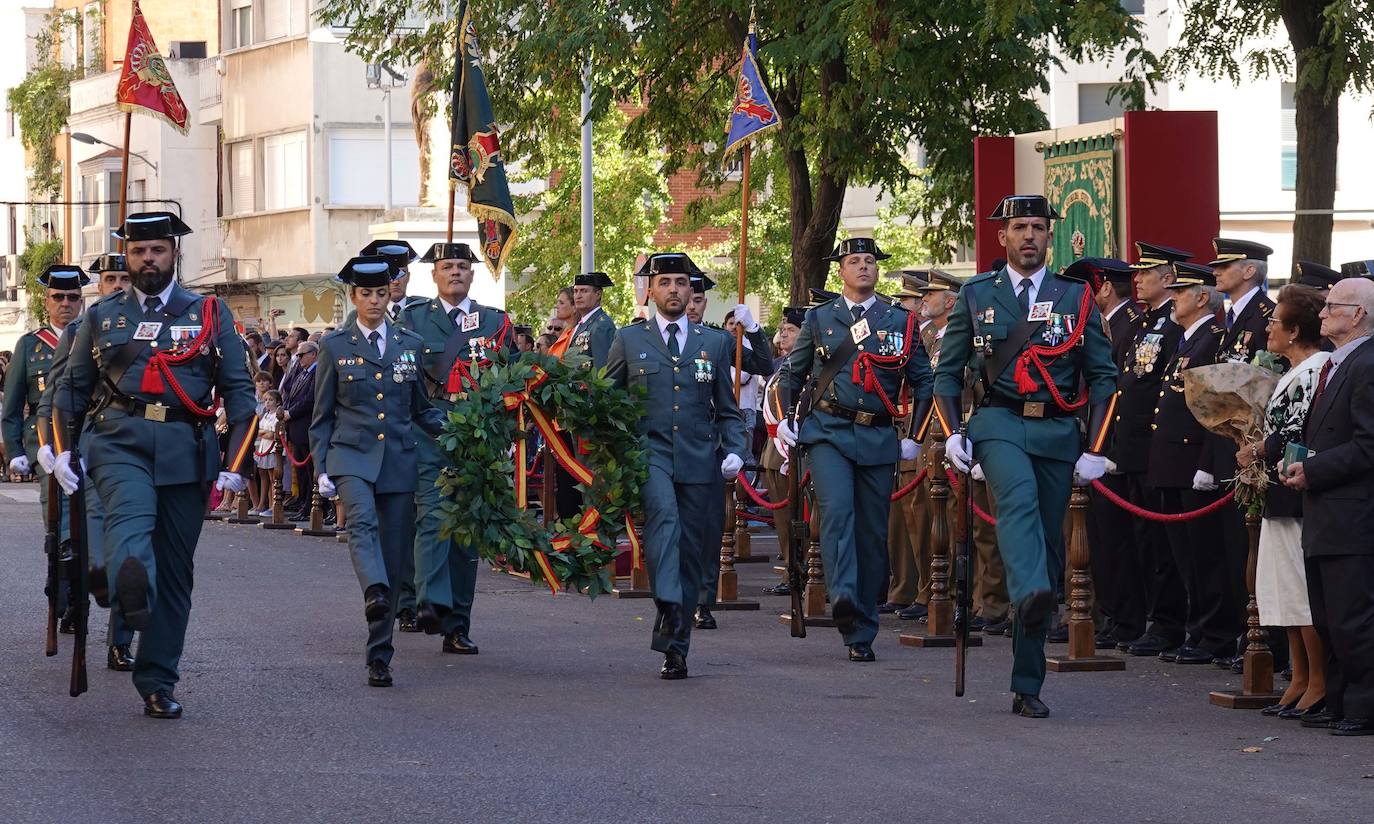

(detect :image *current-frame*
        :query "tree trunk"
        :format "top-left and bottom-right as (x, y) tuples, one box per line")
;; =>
(1282, 0), (1338, 266)
(783, 147), (847, 305)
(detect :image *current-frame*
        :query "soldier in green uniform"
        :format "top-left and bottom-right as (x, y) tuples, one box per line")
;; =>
(604, 253), (748, 679)
(569, 272), (617, 369)
(399, 241), (515, 653)
(933, 196), (1117, 718)
(36, 254), (136, 670)
(51, 212), (257, 719)
(777, 238), (934, 663)
(311, 256), (446, 688)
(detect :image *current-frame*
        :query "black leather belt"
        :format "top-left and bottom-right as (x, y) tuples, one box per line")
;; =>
(984, 396), (1077, 419)
(815, 398), (893, 427)
(107, 395), (202, 425)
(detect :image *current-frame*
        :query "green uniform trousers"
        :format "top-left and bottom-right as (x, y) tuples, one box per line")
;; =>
(92, 464), (204, 698)
(413, 437), (478, 635)
(81, 457), (133, 647)
(334, 475), (413, 667)
(974, 439), (1072, 696)
(642, 465), (710, 656)
(699, 471), (726, 606)
(807, 443), (893, 646)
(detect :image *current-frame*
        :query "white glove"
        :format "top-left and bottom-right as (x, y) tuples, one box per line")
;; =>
(9, 455), (30, 475)
(945, 433), (973, 473)
(318, 473), (337, 499)
(215, 471), (247, 493)
(1073, 452), (1107, 486)
(53, 451), (81, 495)
(720, 453), (744, 479)
(1192, 470), (1217, 492)
(776, 418), (798, 447)
(971, 464), (985, 482)
(37, 445), (56, 474)
(1104, 458), (1119, 475)
(733, 304), (759, 333)
(899, 438), (920, 462)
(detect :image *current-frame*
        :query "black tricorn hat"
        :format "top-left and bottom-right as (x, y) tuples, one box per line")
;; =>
(987, 195), (1061, 222)
(361, 239), (418, 268)
(573, 271), (614, 288)
(1166, 262), (1216, 288)
(113, 211), (193, 241)
(691, 273), (717, 294)
(420, 242), (478, 263)
(808, 288), (839, 307)
(636, 253), (702, 278)
(336, 255), (400, 288)
(781, 306), (808, 327)
(1131, 241), (1193, 269)
(824, 237), (890, 262)
(1339, 260), (1374, 279)
(1208, 238), (1273, 266)
(90, 254), (127, 274)
(1060, 257), (1130, 287)
(38, 264), (91, 290)
(1293, 261), (1341, 290)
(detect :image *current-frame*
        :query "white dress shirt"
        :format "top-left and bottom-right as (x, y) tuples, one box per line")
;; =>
(654, 313), (689, 355)
(132, 279), (177, 313)
(356, 319), (389, 358)
(1006, 266), (1048, 307)
(1181, 313), (1211, 342)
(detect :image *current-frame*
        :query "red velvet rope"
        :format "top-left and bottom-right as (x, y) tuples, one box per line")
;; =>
(735, 472), (791, 510)
(279, 434), (312, 468)
(1089, 479), (1236, 522)
(735, 510), (775, 524)
(945, 473), (998, 526)
(888, 467), (928, 502)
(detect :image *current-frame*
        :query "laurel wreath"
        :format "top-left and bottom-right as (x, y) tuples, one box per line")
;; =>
(435, 351), (646, 597)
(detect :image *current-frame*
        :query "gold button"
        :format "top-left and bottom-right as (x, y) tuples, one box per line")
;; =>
(150, 341), (159, 348)
(673, 405), (679, 411)
(1153, 408), (1159, 414)
(1158, 391), (1164, 398)
(376, 393), (384, 400)
(1150, 423), (1157, 430)
(1114, 415), (1120, 421)
(377, 433), (385, 441)
(858, 344), (865, 351)
(346, 376), (353, 382)
(377, 412), (385, 420)
(674, 366), (680, 372)
(375, 372), (382, 380)
(674, 386), (680, 391)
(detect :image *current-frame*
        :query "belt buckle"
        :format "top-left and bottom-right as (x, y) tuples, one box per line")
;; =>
(145, 403), (168, 422)
(1022, 402), (1045, 419)
(854, 410), (874, 426)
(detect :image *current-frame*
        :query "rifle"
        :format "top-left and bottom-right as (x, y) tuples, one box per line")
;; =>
(44, 473), (60, 657)
(786, 448), (807, 639)
(952, 423), (974, 697)
(66, 420), (89, 697)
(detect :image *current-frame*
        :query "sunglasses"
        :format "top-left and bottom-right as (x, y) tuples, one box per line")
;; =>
(48, 293), (83, 303)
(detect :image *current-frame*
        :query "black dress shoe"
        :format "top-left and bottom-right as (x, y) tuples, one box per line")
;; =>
(660, 651), (688, 680)
(1158, 645), (1185, 663)
(58, 606), (76, 635)
(1213, 653), (1239, 669)
(1012, 693), (1050, 718)
(1262, 700), (1296, 716)
(1015, 590), (1055, 632)
(969, 615), (990, 632)
(762, 582), (791, 596)
(367, 660), (393, 687)
(848, 642), (876, 662)
(1095, 635), (1118, 650)
(107, 644), (135, 672)
(1331, 718), (1374, 736)
(143, 690), (182, 719)
(116, 557), (151, 631)
(363, 585), (390, 623)
(1300, 708), (1340, 728)
(983, 616), (1011, 635)
(658, 603), (684, 638)
(414, 605), (443, 635)
(90, 566), (110, 609)
(1278, 704), (1310, 720)
(878, 601), (905, 615)
(1174, 646), (1217, 665)
(832, 596), (858, 635)
(898, 602), (929, 621)
(442, 632), (479, 655)
(693, 606), (717, 630)
(1127, 634), (1173, 657)
(396, 609), (419, 633)
(1046, 623), (1069, 644)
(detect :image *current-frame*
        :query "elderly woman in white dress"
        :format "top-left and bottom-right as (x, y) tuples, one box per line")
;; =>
(1237, 284), (1329, 719)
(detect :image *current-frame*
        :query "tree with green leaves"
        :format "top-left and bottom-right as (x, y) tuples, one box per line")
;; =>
(1167, 1), (1374, 265)
(8, 10), (85, 199)
(321, 0), (1153, 302)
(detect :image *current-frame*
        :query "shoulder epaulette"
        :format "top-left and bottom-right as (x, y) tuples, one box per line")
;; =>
(1259, 302), (1273, 317)
(964, 270), (999, 285)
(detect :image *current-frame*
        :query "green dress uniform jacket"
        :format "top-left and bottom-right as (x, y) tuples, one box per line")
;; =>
(51, 283), (257, 699)
(398, 297), (515, 634)
(933, 267), (1117, 696)
(782, 296), (934, 647)
(2, 327), (60, 466)
(572, 306), (617, 370)
(606, 317), (747, 656)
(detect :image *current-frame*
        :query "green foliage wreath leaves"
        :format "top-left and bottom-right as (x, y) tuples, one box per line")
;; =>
(435, 351), (647, 598)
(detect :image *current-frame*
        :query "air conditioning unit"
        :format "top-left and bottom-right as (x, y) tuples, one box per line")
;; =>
(169, 41), (208, 59)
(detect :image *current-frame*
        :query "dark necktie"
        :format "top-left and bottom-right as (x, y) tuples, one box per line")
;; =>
(144, 295), (162, 315)
(1018, 278), (1033, 315)
(449, 308), (461, 327)
(1225, 307), (1235, 330)
(851, 304), (864, 324)
(1311, 359), (1334, 407)
(665, 322), (681, 359)
(368, 330), (382, 359)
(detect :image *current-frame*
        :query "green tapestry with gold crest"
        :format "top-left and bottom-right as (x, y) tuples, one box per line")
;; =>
(1043, 134), (1118, 270)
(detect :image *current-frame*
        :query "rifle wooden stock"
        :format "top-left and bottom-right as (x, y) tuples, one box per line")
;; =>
(953, 447), (974, 697)
(44, 476), (60, 657)
(787, 456), (807, 639)
(66, 442), (89, 698)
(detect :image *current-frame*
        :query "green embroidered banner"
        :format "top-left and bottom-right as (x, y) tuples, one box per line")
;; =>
(1043, 134), (1117, 270)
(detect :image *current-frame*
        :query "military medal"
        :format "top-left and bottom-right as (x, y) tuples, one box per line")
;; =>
(1043, 314), (1064, 346)
(983, 308), (995, 324)
(116, 316), (127, 329)
(695, 351), (713, 382)
(850, 318), (871, 344)
(1134, 333), (1163, 377)
(1028, 301), (1053, 322)
(37, 375), (45, 392)
(461, 312), (480, 332)
(133, 322), (162, 341)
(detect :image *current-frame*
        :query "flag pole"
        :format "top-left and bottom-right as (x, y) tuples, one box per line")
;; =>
(116, 112), (132, 249)
(447, 180), (456, 244)
(732, 141), (750, 403)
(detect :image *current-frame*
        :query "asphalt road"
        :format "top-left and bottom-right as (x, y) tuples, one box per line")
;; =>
(0, 487), (1367, 823)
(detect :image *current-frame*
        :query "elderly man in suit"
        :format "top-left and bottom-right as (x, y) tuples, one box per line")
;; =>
(281, 340), (318, 521)
(1282, 276), (1374, 736)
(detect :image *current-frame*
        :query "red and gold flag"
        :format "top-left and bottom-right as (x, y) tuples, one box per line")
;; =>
(115, 0), (189, 135)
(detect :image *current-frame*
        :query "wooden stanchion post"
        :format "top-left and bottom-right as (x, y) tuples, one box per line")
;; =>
(262, 472), (294, 530)
(226, 488), (258, 524)
(715, 479), (759, 610)
(902, 433), (979, 649)
(1210, 509), (1282, 708)
(297, 490), (334, 537)
(1047, 486), (1124, 671)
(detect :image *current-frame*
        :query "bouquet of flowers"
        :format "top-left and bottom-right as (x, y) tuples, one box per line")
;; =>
(1182, 359), (1282, 509)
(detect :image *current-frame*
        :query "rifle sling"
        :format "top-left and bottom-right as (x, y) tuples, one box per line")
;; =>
(799, 301), (884, 420)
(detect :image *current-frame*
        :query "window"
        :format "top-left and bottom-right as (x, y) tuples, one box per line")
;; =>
(1280, 82), (1297, 191)
(59, 13), (78, 70)
(327, 129), (420, 206)
(82, 2), (101, 71)
(263, 131), (307, 210)
(1120, 0), (1145, 14)
(1077, 82), (1127, 124)
(78, 170), (120, 259)
(170, 41), (208, 59)
(230, 141), (254, 214)
(231, 0), (253, 49)
(263, 0), (307, 40)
